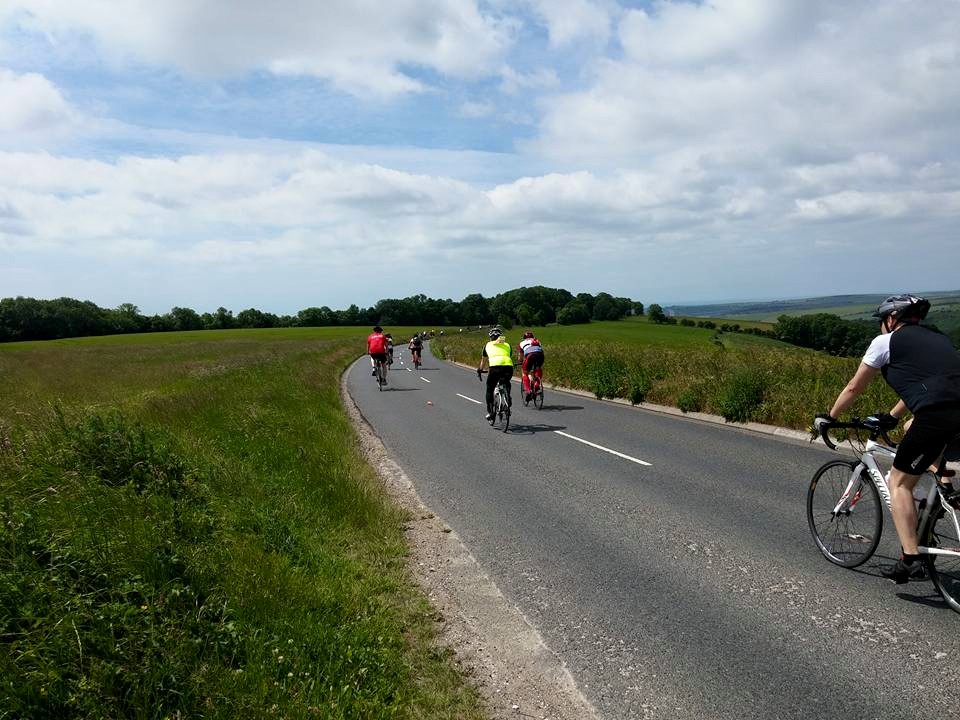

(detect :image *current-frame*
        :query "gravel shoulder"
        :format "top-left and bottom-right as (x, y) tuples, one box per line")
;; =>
(341, 361), (601, 720)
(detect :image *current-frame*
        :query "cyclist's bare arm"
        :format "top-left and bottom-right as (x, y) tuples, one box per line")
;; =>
(829, 363), (880, 418)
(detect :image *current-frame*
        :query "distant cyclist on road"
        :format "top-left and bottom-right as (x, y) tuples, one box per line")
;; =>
(815, 294), (960, 583)
(367, 325), (389, 384)
(409, 335), (423, 366)
(476, 327), (513, 421)
(385, 333), (394, 367)
(517, 330), (545, 402)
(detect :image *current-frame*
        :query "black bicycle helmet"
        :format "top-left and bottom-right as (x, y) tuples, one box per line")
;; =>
(373, 325), (383, 332)
(488, 327), (503, 339)
(872, 294), (930, 322)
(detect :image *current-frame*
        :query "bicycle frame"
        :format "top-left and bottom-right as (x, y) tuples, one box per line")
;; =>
(834, 438), (960, 558)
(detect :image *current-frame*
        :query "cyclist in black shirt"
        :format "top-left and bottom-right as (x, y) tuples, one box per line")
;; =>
(815, 294), (960, 583)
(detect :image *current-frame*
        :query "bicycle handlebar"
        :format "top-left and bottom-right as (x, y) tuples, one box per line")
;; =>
(816, 417), (896, 451)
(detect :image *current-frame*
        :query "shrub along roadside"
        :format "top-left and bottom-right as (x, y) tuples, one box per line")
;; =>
(433, 333), (899, 428)
(1, 336), (484, 720)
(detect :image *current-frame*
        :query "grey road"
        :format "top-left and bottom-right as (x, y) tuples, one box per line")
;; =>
(347, 343), (958, 720)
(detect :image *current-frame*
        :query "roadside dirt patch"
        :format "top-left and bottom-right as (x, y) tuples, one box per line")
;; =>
(342, 365), (601, 720)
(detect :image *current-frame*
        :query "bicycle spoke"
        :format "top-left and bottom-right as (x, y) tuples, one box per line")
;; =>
(924, 505), (960, 613)
(807, 460), (881, 568)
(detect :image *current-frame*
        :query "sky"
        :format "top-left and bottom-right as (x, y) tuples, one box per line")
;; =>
(1, 0), (959, 315)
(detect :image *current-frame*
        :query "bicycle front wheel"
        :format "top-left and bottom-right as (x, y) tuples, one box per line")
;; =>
(920, 501), (960, 614)
(807, 459), (882, 568)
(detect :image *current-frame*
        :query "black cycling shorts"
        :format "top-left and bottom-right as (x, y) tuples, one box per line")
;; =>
(522, 352), (544, 372)
(894, 403), (960, 474)
(370, 352), (387, 363)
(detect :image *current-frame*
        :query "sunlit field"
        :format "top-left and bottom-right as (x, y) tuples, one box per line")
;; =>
(0, 328), (483, 719)
(435, 320), (899, 430)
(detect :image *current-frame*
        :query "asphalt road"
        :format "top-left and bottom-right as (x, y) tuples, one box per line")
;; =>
(347, 343), (958, 720)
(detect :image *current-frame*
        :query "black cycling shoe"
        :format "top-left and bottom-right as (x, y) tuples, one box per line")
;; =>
(881, 558), (925, 584)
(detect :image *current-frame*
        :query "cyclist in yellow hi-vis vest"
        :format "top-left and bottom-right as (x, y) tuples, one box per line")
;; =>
(476, 327), (514, 420)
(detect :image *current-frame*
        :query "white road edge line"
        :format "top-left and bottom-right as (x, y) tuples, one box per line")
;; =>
(553, 431), (652, 466)
(420, 376), (431, 383)
(456, 393), (483, 405)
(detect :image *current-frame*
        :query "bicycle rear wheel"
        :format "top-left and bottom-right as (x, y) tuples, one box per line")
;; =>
(807, 459), (882, 568)
(920, 500), (960, 614)
(534, 384), (543, 410)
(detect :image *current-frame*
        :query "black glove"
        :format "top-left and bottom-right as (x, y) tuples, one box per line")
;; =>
(477, 368), (483, 379)
(874, 412), (899, 431)
(813, 413), (836, 433)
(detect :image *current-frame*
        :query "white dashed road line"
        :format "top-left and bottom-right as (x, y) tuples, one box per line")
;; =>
(553, 431), (652, 467)
(420, 376), (431, 383)
(453, 391), (648, 466)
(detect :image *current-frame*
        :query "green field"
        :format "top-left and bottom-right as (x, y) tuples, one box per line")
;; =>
(0, 318), (908, 718)
(0, 328), (484, 719)
(436, 318), (899, 430)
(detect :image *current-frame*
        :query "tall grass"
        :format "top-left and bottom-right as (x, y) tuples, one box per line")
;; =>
(434, 329), (898, 429)
(1, 331), (483, 719)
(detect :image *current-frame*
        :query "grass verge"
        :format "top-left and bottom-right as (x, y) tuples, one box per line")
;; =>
(434, 325), (899, 430)
(0, 330), (484, 719)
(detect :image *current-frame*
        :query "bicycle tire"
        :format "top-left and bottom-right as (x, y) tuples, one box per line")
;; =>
(920, 499), (960, 614)
(807, 459), (882, 568)
(534, 385), (543, 410)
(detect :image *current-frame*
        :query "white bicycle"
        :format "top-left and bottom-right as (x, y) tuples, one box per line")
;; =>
(808, 415), (960, 613)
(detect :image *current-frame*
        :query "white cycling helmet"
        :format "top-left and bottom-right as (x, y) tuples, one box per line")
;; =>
(872, 294), (930, 322)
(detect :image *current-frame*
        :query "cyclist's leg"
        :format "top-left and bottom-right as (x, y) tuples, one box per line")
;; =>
(889, 468), (922, 555)
(488, 366), (512, 408)
(531, 354), (543, 389)
(502, 367), (514, 406)
(485, 372), (497, 415)
(889, 410), (958, 556)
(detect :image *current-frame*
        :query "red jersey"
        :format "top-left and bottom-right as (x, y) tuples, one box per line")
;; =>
(367, 332), (387, 354)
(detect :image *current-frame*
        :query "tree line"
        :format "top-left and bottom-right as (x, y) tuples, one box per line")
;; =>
(646, 304), (958, 356)
(0, 288), (644, 343)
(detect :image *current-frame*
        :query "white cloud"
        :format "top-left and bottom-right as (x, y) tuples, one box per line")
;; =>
(524, 0), (612, 47)
(3, 0), (513, 97)
(793, 190), (960, 222)
(499, 65), (559, 95)
(0, 68), (74, 133)
(790, 154), (900, 188)
(459, 100), (495, 119)
(532, 1), (960, 170)
(2, 2), (960, 309)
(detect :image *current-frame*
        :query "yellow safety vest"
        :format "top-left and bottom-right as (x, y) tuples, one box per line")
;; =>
(484, 340), (513, 367)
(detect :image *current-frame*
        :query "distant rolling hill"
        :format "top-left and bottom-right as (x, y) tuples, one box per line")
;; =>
(668, 290), (960, 325)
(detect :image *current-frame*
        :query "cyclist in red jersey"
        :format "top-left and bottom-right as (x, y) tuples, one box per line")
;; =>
(367, 325), (389, 384)
(517, 331), (545, 402)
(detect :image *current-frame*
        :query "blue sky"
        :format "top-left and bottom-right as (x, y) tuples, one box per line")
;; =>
(1, 0), (959, 314)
